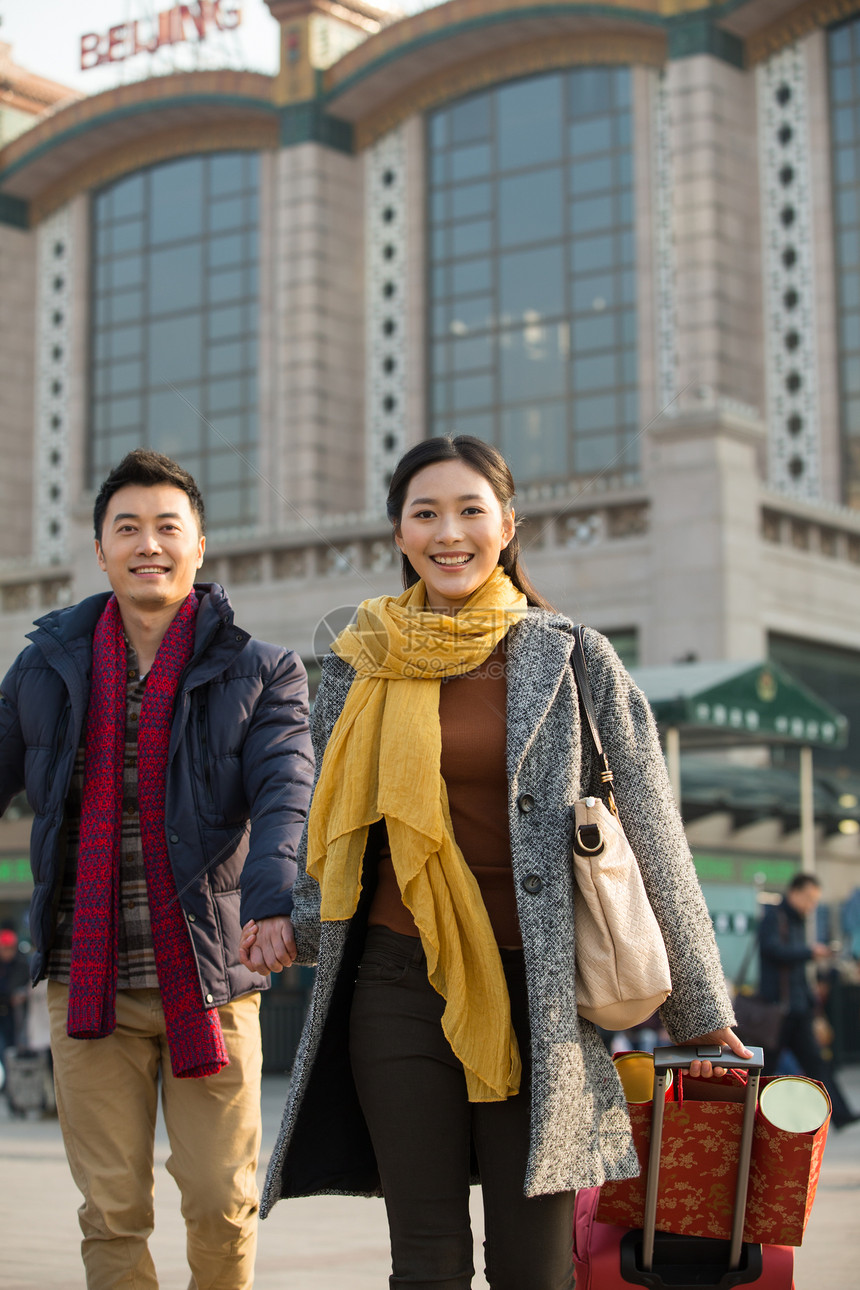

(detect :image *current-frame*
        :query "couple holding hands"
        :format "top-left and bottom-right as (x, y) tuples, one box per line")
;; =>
(1, 436), (741, 1290)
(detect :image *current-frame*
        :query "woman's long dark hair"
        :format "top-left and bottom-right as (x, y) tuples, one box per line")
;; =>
(386, 436), (555, 611)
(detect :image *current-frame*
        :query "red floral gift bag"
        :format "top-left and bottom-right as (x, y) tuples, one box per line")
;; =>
(596, 1067), (830, 1246)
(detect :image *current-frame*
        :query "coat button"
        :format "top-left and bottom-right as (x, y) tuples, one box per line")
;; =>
(517, 793), (535, 813)
(205, 993), (214, 1004)
(169, 833), (179, 843)
(522, 874), (543, 894)
(188, 913), (196, 923)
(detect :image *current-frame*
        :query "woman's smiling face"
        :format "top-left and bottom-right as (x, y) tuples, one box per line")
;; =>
(394, 459), (515, 613)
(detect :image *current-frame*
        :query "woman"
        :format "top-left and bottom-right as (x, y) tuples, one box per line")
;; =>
(246, 436), (746, 1290)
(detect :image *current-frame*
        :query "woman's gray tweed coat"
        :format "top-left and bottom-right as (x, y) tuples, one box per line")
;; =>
(261, 612), (735, 1215)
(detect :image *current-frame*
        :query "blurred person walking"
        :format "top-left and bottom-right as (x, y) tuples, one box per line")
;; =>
(0, 927), (29, 1064)
(759, 872), (859, 1129)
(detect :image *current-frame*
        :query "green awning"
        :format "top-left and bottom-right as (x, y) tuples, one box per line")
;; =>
(630, 659), (849, 749)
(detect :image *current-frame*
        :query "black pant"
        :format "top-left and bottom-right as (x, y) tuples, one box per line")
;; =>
(348, 926), (576, 1290)
(770, 1010), (857, 1127)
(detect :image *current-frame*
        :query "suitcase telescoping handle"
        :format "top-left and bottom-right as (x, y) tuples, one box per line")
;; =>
(642, 1045), (765, 1274)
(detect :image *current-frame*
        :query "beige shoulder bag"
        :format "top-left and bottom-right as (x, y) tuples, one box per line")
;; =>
(571, 626), (672, 1030)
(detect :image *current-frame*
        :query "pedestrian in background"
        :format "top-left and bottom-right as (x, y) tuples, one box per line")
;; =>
(253, 435), (748, 1290)
(0, 450), (313, 1290)
(0, 927), (29, 1065)
(759, 872), (859, 1129)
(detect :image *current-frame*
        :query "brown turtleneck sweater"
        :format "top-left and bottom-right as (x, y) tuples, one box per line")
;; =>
(367, 641), (521, 947)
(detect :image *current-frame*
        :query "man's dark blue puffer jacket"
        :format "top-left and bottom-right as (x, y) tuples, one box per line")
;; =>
(0, 583), (314, 1004)
(758, 898), (816, 1014)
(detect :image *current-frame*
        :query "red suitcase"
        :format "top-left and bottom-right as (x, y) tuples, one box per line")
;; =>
(573, 1044), (796, 1289)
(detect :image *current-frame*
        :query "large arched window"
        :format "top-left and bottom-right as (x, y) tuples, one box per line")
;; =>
(829, 18), (860, 508)
(427, 67), (636, 485)
(89, 152), (259, 526)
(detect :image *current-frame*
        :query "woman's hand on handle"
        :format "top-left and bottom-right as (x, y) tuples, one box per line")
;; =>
(684, 1028), (753, 1078)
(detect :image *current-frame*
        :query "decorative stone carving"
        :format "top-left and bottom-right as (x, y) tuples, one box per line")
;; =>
(365, 125), (408, 516)
(758, 44), (821, 499)
(34, 206), (72, 565)
(654, 70), (679, 414)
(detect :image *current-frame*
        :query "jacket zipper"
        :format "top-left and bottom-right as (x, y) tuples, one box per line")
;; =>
(197, 701), (214, 803)
(46, 706), (71, 793)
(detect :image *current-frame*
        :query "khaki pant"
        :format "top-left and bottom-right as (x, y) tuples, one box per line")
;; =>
(48, 982), (262, 1290)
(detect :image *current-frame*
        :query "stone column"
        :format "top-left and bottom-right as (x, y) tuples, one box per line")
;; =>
(646, 408), (767, 664)
(264, 0), (385, 523)
(267, 140), (365, 522)
(0, 221), (36, 562)
(666, 54), (765, 418)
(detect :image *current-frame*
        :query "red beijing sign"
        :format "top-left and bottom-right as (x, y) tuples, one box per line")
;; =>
(81, 1), (242, 70)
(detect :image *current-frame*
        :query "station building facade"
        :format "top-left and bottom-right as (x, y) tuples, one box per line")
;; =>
(2, 0), (860, 948)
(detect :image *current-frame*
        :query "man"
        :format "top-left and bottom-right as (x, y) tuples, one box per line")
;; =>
(759, 872), (858, 1129)
(0, 450), (314, 1288)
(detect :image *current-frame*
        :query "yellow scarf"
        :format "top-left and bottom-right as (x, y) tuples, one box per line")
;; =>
(307, 565), (527, 1101)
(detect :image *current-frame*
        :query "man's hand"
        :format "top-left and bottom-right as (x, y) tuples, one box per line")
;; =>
(238, 916), (296, 974)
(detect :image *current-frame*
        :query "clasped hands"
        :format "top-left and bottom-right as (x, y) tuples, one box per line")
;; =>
(239, 915), (297, 975)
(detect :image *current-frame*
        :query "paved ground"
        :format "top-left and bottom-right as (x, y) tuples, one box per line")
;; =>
(1, 1065), (858, 1289)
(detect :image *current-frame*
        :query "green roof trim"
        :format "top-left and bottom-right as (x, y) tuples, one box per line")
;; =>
(279, 103), (354, 153)
(323, 3), (668, 106)
(323, 0), (758, 106)
(0, 95), (278, 188)
(667, 13), (744, 64)
(631, 659), (849, 748)
(0, 192), (29, 228)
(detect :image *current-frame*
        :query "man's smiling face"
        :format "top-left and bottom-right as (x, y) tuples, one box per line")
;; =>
(95, 483), (205, 613)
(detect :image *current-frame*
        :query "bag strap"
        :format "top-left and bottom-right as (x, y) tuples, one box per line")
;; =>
(572, 625), (618, 816)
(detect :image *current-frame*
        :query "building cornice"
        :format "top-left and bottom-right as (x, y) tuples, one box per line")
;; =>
(326, 0), (666, 106)
(351, 29), (666, 147)
(0, 71), (278, 226)
(0, 70), (275, 178)
(33, 117), (280, 225)
(741, 0), (860, 61)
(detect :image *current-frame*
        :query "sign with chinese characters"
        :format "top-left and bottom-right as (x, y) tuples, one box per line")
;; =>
(81, 1), (242, 71)
(0, 857), (32, 889)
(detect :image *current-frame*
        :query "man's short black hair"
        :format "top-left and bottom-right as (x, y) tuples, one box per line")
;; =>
(788, 872), (821, 894)
(93, 450), (206, 541)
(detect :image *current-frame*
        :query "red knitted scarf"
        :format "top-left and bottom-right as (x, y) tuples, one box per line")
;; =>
(67, 592), (228, 1079)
